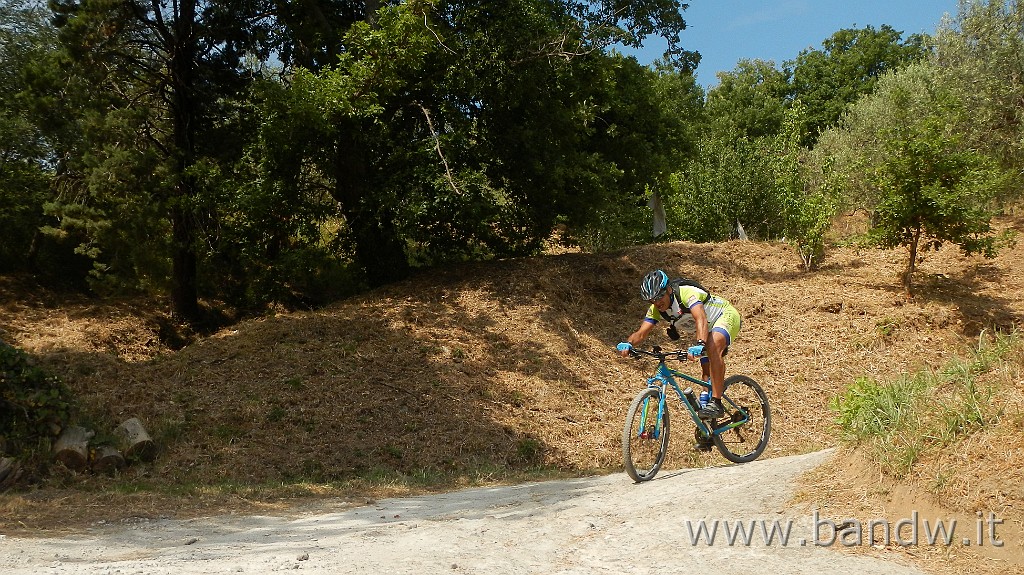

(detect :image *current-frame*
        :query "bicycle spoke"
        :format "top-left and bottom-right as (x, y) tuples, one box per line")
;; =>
(622, 388), (670, 481)
(712, 375), (771, 463)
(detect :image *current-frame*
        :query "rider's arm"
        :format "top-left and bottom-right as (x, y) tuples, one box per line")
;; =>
(689, 302), (709, 345)
(626, 320), (656, 347)
(621, 319), (657, 356)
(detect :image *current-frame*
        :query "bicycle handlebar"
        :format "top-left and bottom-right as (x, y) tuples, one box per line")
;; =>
(624, 346), (689, 362)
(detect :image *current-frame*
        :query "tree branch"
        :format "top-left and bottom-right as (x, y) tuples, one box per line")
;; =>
(414, 102), (462, 197)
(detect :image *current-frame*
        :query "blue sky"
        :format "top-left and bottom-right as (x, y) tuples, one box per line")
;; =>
(620, 0), (962, 88)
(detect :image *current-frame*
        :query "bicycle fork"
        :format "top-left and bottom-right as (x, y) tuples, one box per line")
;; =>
(638, 379), (669, 440)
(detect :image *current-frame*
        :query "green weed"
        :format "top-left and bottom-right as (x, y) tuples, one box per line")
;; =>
(832, 330), (1016, 478)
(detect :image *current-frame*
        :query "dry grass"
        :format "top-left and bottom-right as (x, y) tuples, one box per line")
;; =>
(1, 215), (1023, 573)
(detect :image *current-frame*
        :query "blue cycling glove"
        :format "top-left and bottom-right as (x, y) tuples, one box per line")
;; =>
(687, 344), (705, 357)
(616, 342), (633, 352)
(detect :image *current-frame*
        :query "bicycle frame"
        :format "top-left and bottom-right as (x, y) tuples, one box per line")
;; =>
(623, 345), (771, 478)
(641, 356), (750, 439)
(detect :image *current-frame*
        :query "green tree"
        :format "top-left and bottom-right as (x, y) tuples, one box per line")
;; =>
(809, 63), (939, 213)
(663, 128), (805, 244)
(22, 0), (696, 309)
(790, 25), (928, 146)
(675, 59), (812, 253)
(870, 110), (1008, 295)
(46, 0), (289, 320)
(288, 0), (697, 280)
(813, 63), (1009, 294)
(704, 58), (791, 140)
(186, 78), (352, 308)
(566, 56), (704, 251)
(933, 0), (1024, 187)
(0, 0), (55, 271)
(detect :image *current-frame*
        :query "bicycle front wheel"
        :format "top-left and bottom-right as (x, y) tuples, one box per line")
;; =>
(622, 388), (670, 482)
(712, 375), (771, 464)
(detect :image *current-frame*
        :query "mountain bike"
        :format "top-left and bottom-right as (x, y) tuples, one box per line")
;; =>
(621, 346), (771, 482)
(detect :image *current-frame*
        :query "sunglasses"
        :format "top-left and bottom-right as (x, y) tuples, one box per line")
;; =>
(648, 292), (667, 304)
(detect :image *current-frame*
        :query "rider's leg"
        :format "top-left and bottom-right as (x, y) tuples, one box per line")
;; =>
(696, 329), (730, 419)
(707, 329), (728, 399)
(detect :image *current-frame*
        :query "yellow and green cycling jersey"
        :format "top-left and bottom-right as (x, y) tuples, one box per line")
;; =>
(645, 285), (741, 345)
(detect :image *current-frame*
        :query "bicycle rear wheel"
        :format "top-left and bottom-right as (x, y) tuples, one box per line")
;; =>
(712, 375), (771, 464)
(622, 388), (670, 482)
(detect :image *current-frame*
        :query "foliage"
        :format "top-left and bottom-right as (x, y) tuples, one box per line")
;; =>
(196, 79), (358, 308)
(664, 137), (785, 243)
(809, 61), (1011, 293)
(0, 0), (702, 313)
(866, 88), (1010, 294)
(575, 0), (696, 69)
(40, 107), (174, 295)
(809, 63), (936, 211)
(288, 0), (699, 277)
(689, 23), (933, 266)
(568, 57), (704, 251)
(831, 331), (1014, 478)
(933, 0), (1024, 191)
(43, 0), (287, 319)
(0, 0), (56, 271)
(663, 103), (810, 248)
(690, 56), (844, 270)
(16, 0), (1014, 315)
(0, 341), (72, 460)
(704, 58), (791, 140)
(869, 133), (1009, 294)
(790, 158), (842, 271)
(0, 154), (49, 271)
(790, 24), (929, 146)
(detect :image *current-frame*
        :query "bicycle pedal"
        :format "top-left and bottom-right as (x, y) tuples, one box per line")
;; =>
(694, 442), (713, 452)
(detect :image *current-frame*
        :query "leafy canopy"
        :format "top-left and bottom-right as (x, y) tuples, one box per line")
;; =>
(790, 24), (928, 145)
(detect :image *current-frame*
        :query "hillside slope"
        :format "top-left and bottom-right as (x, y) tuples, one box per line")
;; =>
(1, 216), (1022, 550)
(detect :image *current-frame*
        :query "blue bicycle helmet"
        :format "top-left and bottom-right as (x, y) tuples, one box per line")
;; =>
(640, 270), (669, 301)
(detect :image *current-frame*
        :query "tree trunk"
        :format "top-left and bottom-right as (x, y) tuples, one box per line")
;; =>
(649, 192), (667, 238)
(365, 0), (380, 28)
(904, 227), (921, 296)
(167, 0), (201, 324)
(114, 417), (157, 462)
(54, 425), (94, 471)
(170, 203), (200, 322)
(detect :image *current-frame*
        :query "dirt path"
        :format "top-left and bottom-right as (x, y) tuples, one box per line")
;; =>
(0, 450), (929, 574)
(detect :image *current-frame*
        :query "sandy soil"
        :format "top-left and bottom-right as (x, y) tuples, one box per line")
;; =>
(0, 450), (938, 575)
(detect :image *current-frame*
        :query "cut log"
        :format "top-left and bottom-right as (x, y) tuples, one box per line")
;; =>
(0, 457), (16, 483)
(54, 425), (94, 471)
(114, 417), (156, 462)
(0, 457), (21, 491)
(91, 445), (125, 474)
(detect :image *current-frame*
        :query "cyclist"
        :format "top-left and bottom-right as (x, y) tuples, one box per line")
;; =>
(618, 270), (742, 420)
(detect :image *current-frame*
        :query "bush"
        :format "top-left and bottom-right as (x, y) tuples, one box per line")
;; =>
(0, 341), (71, 459)
(664, 106), (811, 249)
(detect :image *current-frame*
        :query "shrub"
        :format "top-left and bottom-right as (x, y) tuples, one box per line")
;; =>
(0, 341), (72, 459)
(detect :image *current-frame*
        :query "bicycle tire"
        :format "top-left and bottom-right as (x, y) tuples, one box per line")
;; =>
(711, 374), (771, 464)
(622, 388), (670, 482)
